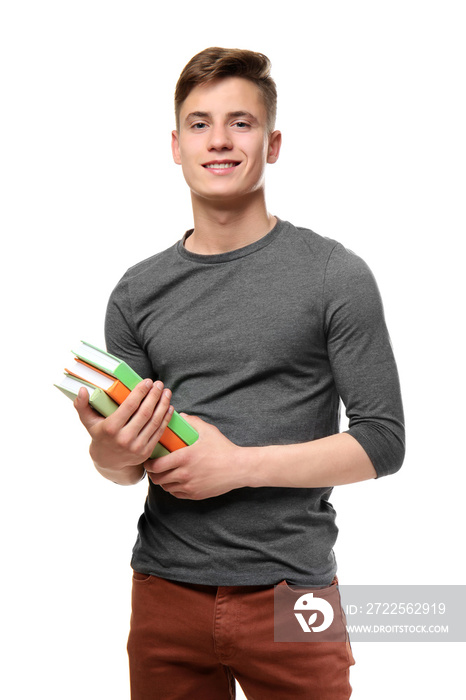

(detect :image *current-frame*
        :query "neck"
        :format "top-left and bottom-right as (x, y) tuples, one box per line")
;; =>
(185, 190), (276, 255)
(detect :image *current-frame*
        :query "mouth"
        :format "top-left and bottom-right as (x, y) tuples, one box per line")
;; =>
(202, 160), (241, 170)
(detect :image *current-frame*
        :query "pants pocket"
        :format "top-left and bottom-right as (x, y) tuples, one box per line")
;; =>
(132, 570), (153, 583)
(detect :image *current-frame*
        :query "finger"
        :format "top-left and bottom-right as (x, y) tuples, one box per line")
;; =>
(74, 387), (104, 430)
(148, 477), (191, 500)
(106, 379), (155, 431)
(144, 449), (181, 474)
(136, 388), (174, 447)
(147, 472), (182, 491)
(123, 381), (171, 437)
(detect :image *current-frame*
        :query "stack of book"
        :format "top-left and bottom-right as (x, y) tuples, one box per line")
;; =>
(55, 341), (199, 458)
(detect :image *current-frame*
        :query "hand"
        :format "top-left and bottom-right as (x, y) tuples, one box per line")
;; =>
(74, 379), (174, 482)
(144, 415), (249, 500)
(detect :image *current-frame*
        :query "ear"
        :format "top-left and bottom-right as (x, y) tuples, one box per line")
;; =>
(267, 130), (282, 164)
(171, 130), (182, 165)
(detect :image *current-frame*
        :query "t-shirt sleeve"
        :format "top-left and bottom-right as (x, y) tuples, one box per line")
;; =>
(323, 243), (405, 478)
(104, 273), (157, 381)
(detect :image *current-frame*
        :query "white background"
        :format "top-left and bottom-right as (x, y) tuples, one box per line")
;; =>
(1, 1), (465, 698)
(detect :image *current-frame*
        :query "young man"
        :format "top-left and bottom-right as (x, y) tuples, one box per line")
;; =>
(75, 47), (405, 699)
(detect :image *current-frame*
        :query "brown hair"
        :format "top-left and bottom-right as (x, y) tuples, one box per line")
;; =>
(174, 47), (277, 132)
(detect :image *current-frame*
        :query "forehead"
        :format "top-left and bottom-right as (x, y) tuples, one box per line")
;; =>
(180, 77), (267, 124)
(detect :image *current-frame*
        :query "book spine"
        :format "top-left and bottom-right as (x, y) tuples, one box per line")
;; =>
(168, 411), (199, 445)
(159, 427), (188, 453)
(89, 388), (119, 417)
(114, 364), (144, 391)
(107, 381), (131, 404)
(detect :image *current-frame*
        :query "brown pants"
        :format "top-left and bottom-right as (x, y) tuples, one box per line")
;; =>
(127, 572), (355, 700)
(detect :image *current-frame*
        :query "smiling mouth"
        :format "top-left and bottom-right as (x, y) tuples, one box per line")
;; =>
(203, 161), (240, 169)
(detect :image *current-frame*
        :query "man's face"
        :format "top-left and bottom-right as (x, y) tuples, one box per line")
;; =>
(172, 77), (281, 204)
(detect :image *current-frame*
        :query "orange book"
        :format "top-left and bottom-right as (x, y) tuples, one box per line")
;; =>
(65, 358), (131, 405)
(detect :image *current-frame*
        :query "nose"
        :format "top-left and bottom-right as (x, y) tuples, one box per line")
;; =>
(207, 124), (233, 151)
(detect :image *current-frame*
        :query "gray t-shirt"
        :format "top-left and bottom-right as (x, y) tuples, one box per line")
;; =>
(105, 219), (405, 585)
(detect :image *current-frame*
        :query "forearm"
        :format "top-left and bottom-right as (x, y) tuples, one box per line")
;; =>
(243, 433), (377, 489)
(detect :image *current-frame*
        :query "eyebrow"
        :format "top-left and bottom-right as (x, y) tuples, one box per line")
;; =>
(184, 111), (259, 125)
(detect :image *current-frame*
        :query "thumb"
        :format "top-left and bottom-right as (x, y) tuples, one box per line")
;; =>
(179, 411), (197, 424)
(179, 413), (208, 431)
(74, 388), (104, 430)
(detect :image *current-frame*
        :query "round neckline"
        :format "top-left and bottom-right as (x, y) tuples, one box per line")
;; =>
(177, 218), (285, 264)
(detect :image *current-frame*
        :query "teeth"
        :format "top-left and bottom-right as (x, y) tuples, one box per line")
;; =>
(205, 162), (237, 169)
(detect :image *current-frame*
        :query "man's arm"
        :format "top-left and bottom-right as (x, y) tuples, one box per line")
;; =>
(244, 432), (377, 487)
(322, 244), (405, 479)
(144, 415), (376, 500)
(73, 269), (176, 486)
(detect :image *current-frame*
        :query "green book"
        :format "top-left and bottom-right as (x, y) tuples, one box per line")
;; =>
(71, 341), (199, 447)
(72, 341), (142, 390)
(54, 373), (169, 459)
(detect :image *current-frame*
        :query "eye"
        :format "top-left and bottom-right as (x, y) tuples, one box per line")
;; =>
(234, 121), (249, 129)
(192, 122), (207, 130)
